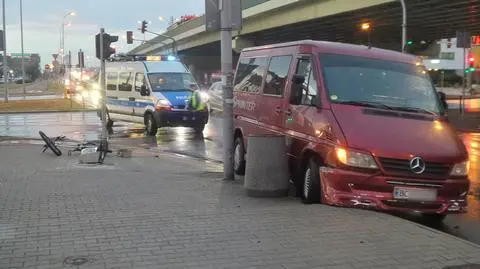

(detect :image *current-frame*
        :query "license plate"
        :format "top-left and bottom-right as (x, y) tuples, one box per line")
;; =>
(182, 116), (188, 121)
(393, 187), (437, 202)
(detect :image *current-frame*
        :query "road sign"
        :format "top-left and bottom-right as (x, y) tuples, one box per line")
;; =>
(456, 30), (471, 48)
(205, 0), (242, 31)
(205, 0), (221, 31)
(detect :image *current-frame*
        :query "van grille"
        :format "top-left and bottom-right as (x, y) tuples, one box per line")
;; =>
(378, 157), (452, 179)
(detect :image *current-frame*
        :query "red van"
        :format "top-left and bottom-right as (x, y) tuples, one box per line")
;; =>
(233, 40), (470, 221)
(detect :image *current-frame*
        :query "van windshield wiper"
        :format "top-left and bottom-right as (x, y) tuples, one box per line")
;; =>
(389, 106), (437, 115)
(337, 100), (394, 110)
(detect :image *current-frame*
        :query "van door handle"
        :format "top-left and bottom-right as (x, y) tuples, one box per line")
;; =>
(284, 109), (292, 116)
(274, 107), (281, 114)
(129, 97), (135, 101)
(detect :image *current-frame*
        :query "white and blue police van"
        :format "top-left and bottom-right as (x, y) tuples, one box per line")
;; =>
(100, 55), (209, 136)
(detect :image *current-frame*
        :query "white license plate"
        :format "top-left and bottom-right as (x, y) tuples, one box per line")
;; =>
(182, 116), (188, 121)
(393, 187), (437, 202)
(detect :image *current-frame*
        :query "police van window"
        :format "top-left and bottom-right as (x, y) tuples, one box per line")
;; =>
(264, 55), (292, 96)
(233, 57), (267, 93)
(148, 72), (195, 92)
(118, 72), (133, 92)
(106, 72), (118, 91)
(134, 73), (145, 92)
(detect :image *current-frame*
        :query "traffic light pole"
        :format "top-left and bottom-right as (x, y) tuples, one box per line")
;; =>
(144, 30), (176, 55)
(462, 47), (466, 115)
(99, 28), (108, 146)
(221, 0), (234, 181)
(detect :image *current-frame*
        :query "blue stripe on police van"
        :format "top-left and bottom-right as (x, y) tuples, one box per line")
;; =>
(107, 98), (154, 108)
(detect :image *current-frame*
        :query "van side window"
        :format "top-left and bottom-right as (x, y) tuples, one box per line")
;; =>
(264, 55), (292, 96)
(106, 72), (118, 91)
(293, 56), (318, 105)
(119, 72), (133, 92)
(134, 73), (145, 92)
(234, 57), (267, 93)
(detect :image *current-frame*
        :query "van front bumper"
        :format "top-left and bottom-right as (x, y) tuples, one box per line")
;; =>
(154, 110), (209, 127)
(319, 167), (470, 214)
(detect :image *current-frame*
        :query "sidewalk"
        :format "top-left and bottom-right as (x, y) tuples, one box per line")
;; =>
(0, 143), (479, 269)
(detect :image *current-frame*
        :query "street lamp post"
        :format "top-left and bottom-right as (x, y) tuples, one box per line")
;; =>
(61, 11), (75, 73)
(20, 0), (25, 97)
(399, 0), (407, 53)
(2, 0), (7, 102)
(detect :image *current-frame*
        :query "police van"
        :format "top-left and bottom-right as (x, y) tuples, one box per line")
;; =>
(101, 55), (209, 136)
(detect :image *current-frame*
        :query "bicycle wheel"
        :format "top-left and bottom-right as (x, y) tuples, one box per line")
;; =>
(39, 131), (62, 156)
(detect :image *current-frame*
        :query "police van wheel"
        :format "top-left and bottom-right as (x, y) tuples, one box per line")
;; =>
(194, 124), (205, 134)
(145, 114), (158, 136)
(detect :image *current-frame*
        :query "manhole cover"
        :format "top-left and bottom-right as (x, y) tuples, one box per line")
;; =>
(63, 256), (90, 266)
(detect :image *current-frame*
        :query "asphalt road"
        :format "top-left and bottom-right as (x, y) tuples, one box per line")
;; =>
(0, 111), (479, 245)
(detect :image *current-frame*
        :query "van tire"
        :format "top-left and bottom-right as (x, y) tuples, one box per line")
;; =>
(234, 137), (246, 175)
(302, 158), (322, 204)
(194, 124), (205, 134)
(106, 112), (114, 129)
(421, 213), (447, 223)
(145, 113), (158, 136)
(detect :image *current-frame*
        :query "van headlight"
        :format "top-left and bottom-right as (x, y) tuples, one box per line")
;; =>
(450, 161), (469, 176)
(336, 147), (378, 169)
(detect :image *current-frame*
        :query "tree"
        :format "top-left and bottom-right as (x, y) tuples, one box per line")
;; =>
(25, 61), (41, 81)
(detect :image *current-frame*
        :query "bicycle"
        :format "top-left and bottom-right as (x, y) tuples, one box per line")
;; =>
(39, 131), (112, 163)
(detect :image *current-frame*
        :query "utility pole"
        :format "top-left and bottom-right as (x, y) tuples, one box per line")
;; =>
(2, 0), (7, 102)
(99, 28), (107, 148)
(399, 0), (407, 52)
(220, 0), (234, 180)
(20, 0), (25, 97)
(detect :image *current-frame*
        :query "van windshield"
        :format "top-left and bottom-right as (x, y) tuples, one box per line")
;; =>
(148, 72), (197, 92)
(319, 53), (442, 114)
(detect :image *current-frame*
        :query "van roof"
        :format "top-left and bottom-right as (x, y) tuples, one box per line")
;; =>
(242, 40), (419, 64)
(105, 60), (189, 73)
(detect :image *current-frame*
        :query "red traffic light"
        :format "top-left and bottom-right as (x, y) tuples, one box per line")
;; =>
(469, 57), (475, 63)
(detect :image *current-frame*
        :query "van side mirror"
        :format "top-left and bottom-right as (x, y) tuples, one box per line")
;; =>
(292, 74), (305, 84)
(140, 85), (150, 96)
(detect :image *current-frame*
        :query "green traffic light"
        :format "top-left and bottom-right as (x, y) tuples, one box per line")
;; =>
(470, 67), (476, 72)
(465, 69), (470, 73)
(407, 40), (413, 45)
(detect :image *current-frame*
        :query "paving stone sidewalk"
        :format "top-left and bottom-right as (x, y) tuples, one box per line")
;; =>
(0, 144), (479, 269)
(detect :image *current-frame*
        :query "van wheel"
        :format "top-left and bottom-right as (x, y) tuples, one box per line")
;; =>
(145, 113), (158, 136)
(194, 124), (205, 134)
(106, 112), (114, 129)
(234, 137), (246, 175)
(422, 213), (447, 223)
(302, 158), (322, 204)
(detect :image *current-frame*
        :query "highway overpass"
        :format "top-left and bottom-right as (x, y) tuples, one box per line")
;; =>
(129, 0), (480, 83)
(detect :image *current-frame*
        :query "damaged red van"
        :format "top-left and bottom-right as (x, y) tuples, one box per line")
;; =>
(233, 40), (470, 222)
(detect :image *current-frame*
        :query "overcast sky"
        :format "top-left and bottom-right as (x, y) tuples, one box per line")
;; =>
(4, 0), (205, 67)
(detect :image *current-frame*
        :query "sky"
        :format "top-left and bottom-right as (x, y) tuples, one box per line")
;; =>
(4, 0), (205, 68)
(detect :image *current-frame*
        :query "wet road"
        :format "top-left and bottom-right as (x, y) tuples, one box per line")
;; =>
(0, 111), (479, 244)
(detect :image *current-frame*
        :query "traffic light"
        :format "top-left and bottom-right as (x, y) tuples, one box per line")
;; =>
(140, 20), (148, 34)
(467, 56), (475, 73)
(95, 32), (119, 60)
(78, 49), (85, 68)
(407, 40), (413, 45)
(126, 31), (133, 44)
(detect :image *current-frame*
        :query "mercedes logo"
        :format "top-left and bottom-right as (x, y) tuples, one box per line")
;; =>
(409, 156), (426, 174)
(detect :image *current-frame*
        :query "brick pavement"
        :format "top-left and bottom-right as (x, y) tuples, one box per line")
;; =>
(0, 144), (479, 269)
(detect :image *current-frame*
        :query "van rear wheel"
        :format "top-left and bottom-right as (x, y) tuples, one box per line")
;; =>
(422, 213), (447, 223)
(145, 113), (158, 136)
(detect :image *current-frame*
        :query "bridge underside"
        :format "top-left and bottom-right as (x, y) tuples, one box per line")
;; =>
(179, 0), (480, 83)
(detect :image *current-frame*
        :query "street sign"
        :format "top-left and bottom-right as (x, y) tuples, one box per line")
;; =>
(456, 30), (471, 48)
(205, 0), (242, 31)
(205, 0), (221, 31)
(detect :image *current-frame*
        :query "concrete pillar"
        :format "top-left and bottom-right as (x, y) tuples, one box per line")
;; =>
(244, 135), (290, 197)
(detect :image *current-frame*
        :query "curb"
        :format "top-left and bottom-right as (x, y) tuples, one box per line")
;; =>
(0, 109), (98, 114)
(410, 219), (480, 249)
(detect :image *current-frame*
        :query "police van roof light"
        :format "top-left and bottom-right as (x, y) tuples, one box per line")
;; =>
(167, 55), (176, 61)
